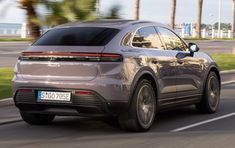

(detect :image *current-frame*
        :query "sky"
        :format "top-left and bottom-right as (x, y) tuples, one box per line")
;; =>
(0, 0), (233, 25)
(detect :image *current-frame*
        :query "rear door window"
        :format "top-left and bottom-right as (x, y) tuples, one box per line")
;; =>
(132, 26), (164, 49)
(33, 27), (120, 46)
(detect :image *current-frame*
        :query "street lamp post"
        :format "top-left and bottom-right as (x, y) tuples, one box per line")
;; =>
(233, 0), (235, 38)
(209, 14), (214, 38)
(218, 0), (221, 38)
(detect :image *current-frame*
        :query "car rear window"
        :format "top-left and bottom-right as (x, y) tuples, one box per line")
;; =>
(33, 27), (120, 46)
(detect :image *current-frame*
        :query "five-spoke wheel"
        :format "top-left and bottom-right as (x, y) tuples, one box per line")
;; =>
(196, 71), (220, 113)
(119, 79), (156, 132)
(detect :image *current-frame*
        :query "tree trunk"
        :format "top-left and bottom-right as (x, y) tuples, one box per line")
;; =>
(233, 0), (235, 38)
(196, 0), (203, 38)
(134, 0), (140, 20)
(26, 3), (41, 40)
(170, 0), (176, 30)
(19, 0), (41, 40)
(96, 0), (100, 17)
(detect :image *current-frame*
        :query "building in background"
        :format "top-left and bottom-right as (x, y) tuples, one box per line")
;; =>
(0, 22), (233, 39)
(0, 23), (22, 38)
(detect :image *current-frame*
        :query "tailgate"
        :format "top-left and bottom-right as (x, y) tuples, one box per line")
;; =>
(18, 46), (104, 81)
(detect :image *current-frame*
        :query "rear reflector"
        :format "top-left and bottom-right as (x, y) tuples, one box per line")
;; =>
(75, 91), (93, 95)
(21, 52), (123, 62)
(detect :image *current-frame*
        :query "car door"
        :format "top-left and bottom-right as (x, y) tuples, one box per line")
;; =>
(132, 26), (177, 101)
(157, 27), (203, 101)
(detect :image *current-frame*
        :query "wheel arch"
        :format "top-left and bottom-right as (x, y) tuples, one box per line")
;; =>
(203, 64), (221, 92)
(127, 67), (159, 109)
(210, 67), (221, 87)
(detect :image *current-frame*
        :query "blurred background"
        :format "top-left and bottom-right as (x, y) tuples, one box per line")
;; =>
(0, 0), (234, 40)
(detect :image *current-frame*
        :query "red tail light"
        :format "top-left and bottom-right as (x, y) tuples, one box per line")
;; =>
(21, 52), (123, 62)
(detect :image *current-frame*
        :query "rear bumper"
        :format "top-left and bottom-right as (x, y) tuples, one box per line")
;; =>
(13, 88), (128, 116)
(12, 77), (131, 116)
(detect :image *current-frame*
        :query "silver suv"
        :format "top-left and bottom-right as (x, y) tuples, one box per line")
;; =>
(13, 20), (221, 132)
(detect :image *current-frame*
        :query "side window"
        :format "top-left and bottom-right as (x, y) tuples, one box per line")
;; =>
(157, 27), (187, 51)
(132, 26), (164, 49)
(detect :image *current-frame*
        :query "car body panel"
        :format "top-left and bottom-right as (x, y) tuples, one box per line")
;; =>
(12, 20), (220, 116)
(173, 51), (207, 96)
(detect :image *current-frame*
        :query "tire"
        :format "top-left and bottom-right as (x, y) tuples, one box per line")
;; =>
(118, 79), (156, 132)
(20, 110), (55, 125)
(196, 71), (220, 113)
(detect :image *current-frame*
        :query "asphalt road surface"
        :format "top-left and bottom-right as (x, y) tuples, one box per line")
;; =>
(0, 42), (30, 68)
(188, 40), (235, 54)
(0, 83), (235, 148)
(0, 40), (234, 68)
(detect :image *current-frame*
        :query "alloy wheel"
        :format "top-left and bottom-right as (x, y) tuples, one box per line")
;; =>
(136, 84), (156, 128)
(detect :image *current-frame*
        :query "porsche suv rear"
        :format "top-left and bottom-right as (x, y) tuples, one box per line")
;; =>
(13, 25), (127, 115)
(13, 20), (221, 132)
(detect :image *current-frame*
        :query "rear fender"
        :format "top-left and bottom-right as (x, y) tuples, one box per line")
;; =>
(127, 67), (159, 109)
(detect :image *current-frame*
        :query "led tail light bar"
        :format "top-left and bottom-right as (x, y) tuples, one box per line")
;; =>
(20, 52), (123, 62)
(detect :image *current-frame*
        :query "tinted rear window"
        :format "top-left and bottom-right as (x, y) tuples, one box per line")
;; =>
(33, 27), (120, 46)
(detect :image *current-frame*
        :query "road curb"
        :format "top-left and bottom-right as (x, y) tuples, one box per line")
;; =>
(222, 80), (235, 86)
(0, 98), (12, 102)
(221, 69), (235, 74)
(0, 41), (30, 44)
(0, 99), (14, 108)
(0, 118), (22, 126)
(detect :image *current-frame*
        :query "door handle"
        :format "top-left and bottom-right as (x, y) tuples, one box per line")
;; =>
(152, 60), (158, 64)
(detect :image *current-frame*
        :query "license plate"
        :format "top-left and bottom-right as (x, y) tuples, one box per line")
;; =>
(37, 91), (71, 102)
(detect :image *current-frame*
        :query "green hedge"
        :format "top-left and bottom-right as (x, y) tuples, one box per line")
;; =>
(0, 68), (14, 99)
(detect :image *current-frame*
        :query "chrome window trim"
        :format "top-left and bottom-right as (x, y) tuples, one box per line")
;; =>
(121, 25), (166, 51)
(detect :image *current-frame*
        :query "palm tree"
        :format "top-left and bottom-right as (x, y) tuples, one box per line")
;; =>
(196, 0), (203, 38)
(103, 5), (121, 19)
(19, 0), (41, 40)
(134, 0), (140, 20)
(96, 0), (100, 17)
(232, 0), (235, 38)
(170, 0), (176, 30)
(0, 0), (41, 40)
(38, 0), (96, 27)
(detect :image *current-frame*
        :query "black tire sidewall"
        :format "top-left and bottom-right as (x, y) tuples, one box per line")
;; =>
(130, 79), (156, 130)
(205, 72), (220, 112)
(197, 71), (221, 113)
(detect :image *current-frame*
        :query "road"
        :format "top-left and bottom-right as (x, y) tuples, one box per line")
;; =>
(0, 83), (235, 147)
(187, 40), (235, 54)
(0, 42), (30, 68)
(0, 40), (234, 68)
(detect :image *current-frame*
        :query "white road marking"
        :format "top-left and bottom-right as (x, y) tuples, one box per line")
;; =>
(171, 112), (235, 132)
(221, 69), (235, 74)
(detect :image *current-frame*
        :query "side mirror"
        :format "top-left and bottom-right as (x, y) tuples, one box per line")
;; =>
(188, 42), (200, 53)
